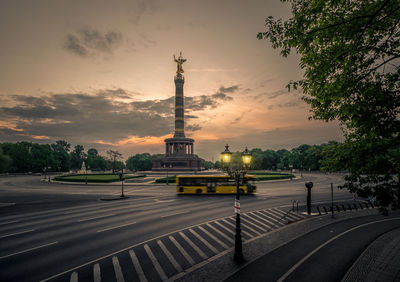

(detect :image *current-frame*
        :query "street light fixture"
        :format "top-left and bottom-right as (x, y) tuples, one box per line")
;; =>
(220, 144), (252, 262)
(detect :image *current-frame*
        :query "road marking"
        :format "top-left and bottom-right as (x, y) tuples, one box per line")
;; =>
(144, 244), (168, 280)
(225, 218), (261, 236)
(213, 221), (235, 236)
(70, 272), (78, 282)
(129, 250), (147, 282)
(169, 235), (195, 265)
(242, 214), (271, 231)
(77, 214), (115, 222)
(250, 212), (279, 229)
(239, 218), (264, 235)
(206, 223), (233, 243)
(222, 219), (253, 237)
(161, 211), (187, 218)
(189, 228), (219, 253)
(198, 226), (229, 249)
(258, 210), (285, 226)
(0, 241), (58, 260)
(277, 217), (400, 282)
(264, 209), (286, 221)
(97, 221), (137, 233)
(112, 256), (125, 282)
(93, 263), (101, 282)
(157, 240), (183, 273)
(0, 229), (35, 239)
(179, 231), (208, 260)
(0, 220), (20, 226)
(63, 207), (101, 215)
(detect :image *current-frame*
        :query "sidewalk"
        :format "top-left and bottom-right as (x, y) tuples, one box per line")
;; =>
(175, 208), (399, 282)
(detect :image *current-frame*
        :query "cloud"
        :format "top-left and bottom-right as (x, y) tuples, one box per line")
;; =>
(0, 85), (236, 145)
(130, 0), (159, 25)
(219, 85), (239, 93)
(64, 27), (123, 57)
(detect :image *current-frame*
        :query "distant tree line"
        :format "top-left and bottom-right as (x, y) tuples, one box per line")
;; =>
(0, 140), (343, 173)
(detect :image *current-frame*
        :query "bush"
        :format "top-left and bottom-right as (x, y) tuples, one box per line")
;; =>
(53, 174), (146, 183)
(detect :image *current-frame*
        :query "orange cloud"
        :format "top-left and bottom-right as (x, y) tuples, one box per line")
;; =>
(0, 121), (23, 132)
(32, 135), (50, 140)
(95, 134), (173, 147)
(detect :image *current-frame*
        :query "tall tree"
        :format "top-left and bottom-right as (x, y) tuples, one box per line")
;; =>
(107, 150), (123, 173)
(0, 147), (12, 172)
(51, 140), (71, 171)
(259, 0), (400, 212)
(70, 145), (86, 169)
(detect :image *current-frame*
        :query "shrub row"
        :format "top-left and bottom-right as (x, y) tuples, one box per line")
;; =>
(53, 174), (146, 183)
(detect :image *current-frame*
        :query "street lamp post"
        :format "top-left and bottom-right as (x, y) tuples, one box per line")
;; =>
(221, 144), (252, 262)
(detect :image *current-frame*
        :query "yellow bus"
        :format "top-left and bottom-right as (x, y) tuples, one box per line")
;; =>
(176, 175), (256, 195)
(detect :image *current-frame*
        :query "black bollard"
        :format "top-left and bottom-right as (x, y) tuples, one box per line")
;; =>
(305, 182), (313, 215)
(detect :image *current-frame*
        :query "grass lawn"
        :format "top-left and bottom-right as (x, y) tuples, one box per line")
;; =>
(154, 173), (293, 183)
(54, 174), (145, 183)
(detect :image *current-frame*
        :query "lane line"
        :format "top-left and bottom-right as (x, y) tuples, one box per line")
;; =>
(0, 229), (35, 239)
(157, 240), (183, 273)
(179, 231), (208, 260)
(169, 235), (195, 265)
(77, 214), (115, 222)
(242, 214), (271, 231)
(161, 211), (187, 218)
(129, 250), (148, 282)
(189, 229), (219, 253)
(240, 216), (267, 233)
(0, 241), (58, 260)
(144, 244), (168, 280)
(258, 210), (285, 226)
(226, 218), (261, 237)
(70, 272), (78, 282)
(198, 226), (229, 249)
(277, 217), (400, 282)
(206, 223), (233, 243)
(112, 256), (125, 282)
(93, 263), (101, 282)
(0, 220), (20, 226)
(222, 219), (253, 238)
(97, 221), (137, 233)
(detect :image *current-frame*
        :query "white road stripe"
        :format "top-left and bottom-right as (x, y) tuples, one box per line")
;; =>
(258, 210), (285, 226)
(189, 228), (219, 253)
(157, 240), (183, 273)
(221, 219), (253, 238)
(198, 226), (229, 249)
(161, 211), (187, 218)
(277, 217), (400, 282)
(251, 212), (280, 229)
(213, 221), (235, 236)
(179, 232), (208, 260)
(169, 235), (195, 265)
(77, 214), (115, 222)
(70, 272), (78, 282)
(0, 229), (35, 239)
(144, 244), (168, 280)
(239, 218), (264, 235)
(242, 214), (271, 231)
(206, 223), (233, 243)
(112, 256), (125, 282)
(0, 220), (20, 226)
(0, 241), (58, 260)
(266, 209), (288, 221)
(97, 221), (137, 233)
(93, 263), (101, 282)
(129, 250), (148, 282)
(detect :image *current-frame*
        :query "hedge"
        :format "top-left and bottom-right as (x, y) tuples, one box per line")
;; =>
(53, 174), (146, 183)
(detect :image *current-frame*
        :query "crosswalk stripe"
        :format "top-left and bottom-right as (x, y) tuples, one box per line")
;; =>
(266, 209), (288, 221)
(144, 244), (168, 281)
(169, 235), (195, 265)
(189, 228), (219, 253)
(206, 223), (233, 243)
(93, 263), (101, 282)
(179, 231), (208, 260)
(251, 212), (280, 229)
(243, 214), (272, 230)
(70, 272), (78, 282)
(199, 226), (230, 249)
(222, 219), (253, 238)
(239, 218), (264, 235)
(112, 256), (125, 282)
(157, 240), (183, 273)
(129, 250), (148, 282)
(258, 210), (285, 226)
(213, 221), (235, 236)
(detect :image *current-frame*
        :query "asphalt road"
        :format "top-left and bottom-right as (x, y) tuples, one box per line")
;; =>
(227, 213), (400, 282)
(0, 173), (354, 281)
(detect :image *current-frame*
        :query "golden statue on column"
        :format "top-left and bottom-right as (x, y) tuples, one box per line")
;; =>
(173, 51), (186, 74)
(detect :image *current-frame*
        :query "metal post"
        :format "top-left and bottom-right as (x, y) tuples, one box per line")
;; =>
(166, 169), (169, 185)
(307, 187), (311, 215)
(121, 169), (124, 197)
(234, 173), (243, 262)
(331, 182), (334, 218)
(85, 170), (88, 185)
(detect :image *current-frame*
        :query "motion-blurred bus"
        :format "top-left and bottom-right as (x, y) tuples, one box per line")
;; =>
(176, 175), (256, 195)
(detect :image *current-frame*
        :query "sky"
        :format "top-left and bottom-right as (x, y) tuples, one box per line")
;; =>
(0, 0), (344, 161)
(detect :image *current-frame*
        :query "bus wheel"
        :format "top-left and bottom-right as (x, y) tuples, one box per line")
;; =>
(239, 189), (245, 195)
(196, 189), (202, 194)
